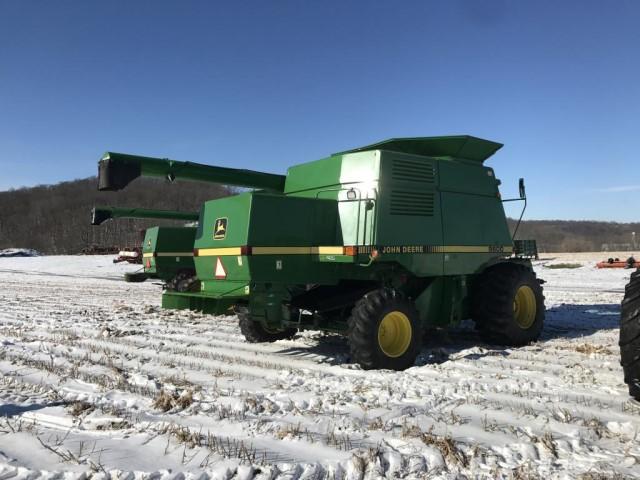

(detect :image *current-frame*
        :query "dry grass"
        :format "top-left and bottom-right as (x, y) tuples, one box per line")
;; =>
(175, 390), (194, 409)
(420, 430), (468, 467)
(575, 343), (613, 355)
(275, 422), (305, 440)
(512, 461), (542, 480)
(152, 390), (176, 412)
(95, 420), (131, 431)
(545, 263), (582, 269)
(403, 425), (467, 467)
(153, 389), (194, 412)
(68, 401), (94, 417)
(577, 473), (632, 480)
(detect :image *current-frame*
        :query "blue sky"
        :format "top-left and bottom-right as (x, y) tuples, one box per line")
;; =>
(0, 1), (638, 221)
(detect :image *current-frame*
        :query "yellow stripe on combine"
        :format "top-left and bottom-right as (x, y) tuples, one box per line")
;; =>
(197, 246), (348, 256)
(195, 245), (514, 256)
(143, 252), (194, 258)
(314, 246), (345, 255)
(439, 246), (513, 253)
(198, 247), (242, 256)
(252, 247), (313, 255)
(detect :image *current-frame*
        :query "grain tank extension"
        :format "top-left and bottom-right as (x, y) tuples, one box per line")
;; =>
(97, 136), (545, 370)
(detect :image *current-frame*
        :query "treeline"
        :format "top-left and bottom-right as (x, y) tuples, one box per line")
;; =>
(508, 219), (639, 253)
(0, 177), (638, 254)
(0, 177), (229, 254)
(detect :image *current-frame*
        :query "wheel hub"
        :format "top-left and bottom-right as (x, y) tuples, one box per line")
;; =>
(513, 285), (537, 329)
(378, 311), (412, 358)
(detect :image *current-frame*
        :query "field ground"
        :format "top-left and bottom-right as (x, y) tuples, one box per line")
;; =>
(0, 253), (638, 479)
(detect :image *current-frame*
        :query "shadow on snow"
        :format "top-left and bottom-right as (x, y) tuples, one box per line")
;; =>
(272, 303), (621, 368)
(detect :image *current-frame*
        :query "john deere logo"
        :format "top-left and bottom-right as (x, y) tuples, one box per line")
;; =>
(213, 217), (227, 240)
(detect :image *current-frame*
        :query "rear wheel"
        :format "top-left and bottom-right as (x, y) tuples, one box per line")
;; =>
(166, 270), (198, 292)
(472, 263), (545, 346)
(620, 269), (640, 400)
(238, 310), (297, 343)
(124, 272), (148, 283)
(347, 289), (421, 370)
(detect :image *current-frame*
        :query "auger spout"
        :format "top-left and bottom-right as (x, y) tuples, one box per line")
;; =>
(98, 152), (286, 192)
(91, 206), (200, 226)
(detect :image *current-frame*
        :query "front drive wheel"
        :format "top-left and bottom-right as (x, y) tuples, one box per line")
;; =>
(348, 289), (422, 370)
(238, 310), (297, 343)
(473, 263), (545, 346)
(620, 269), (640, 400)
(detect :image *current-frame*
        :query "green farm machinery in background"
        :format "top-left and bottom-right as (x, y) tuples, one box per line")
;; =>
(97, 136), (545, 370)
(91, 206), (199, 288)
(91, 206), (199, 226)
(140, 225), (199, 291)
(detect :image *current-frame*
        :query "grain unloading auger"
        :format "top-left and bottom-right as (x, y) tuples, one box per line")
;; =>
(91, 206), (199, 225)
(98, 152), (285, 192)
(97, 136), (546, 370)
(91, 205), (199, 288)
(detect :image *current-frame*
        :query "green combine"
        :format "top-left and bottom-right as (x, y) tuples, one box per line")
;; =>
(97, 136), (545, 370)
(91, 206), (199, 288)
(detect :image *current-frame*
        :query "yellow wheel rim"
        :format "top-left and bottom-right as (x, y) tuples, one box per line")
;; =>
(513, 285), (537, 329)
(377, 311), (412, 358)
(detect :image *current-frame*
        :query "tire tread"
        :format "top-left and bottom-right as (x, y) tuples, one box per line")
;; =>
(347, 289), (420, 370)
(472, 263), (545, 346)
(238, 311), (297, 343)
(620, 269), (640, 400)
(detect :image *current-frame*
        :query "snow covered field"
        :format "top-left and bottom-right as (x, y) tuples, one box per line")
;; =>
(0, 253), (638, 479)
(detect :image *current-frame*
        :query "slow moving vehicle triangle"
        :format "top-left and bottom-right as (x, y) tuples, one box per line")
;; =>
(215, 257), (227, 279)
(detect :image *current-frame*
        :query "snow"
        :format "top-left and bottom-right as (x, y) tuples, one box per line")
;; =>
(0, 253), (638, 479)
(0, 248), (40, 257)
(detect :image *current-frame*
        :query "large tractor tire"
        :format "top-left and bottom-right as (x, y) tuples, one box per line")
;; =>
(166, 270), (198, 292)
(238, 310), (297, 343)
(124, 272), (148, 283)
(347, 289), (422, 370)
(473, 263), (545, 346)
(620, 269), (640, 400)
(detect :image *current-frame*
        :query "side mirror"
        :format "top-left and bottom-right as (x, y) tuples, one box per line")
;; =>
(519, 178), (526, 199)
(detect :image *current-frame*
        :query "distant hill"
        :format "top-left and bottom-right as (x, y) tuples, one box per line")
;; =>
(0, 177), (229, 254)
(0, 178), (637, 254)
(507, 219), (639, 253)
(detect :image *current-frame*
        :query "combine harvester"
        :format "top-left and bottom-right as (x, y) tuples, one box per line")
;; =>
(91, 206), (199, 288)
(97, 136), (545, 370)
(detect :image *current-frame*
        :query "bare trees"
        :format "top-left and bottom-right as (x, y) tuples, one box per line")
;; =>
(0, 177), (229, 254)
(508, 219), (640, 252)
(0, 179), (637, 254)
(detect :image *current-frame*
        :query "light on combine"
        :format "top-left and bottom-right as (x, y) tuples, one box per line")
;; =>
(344, 246), (357, 256)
